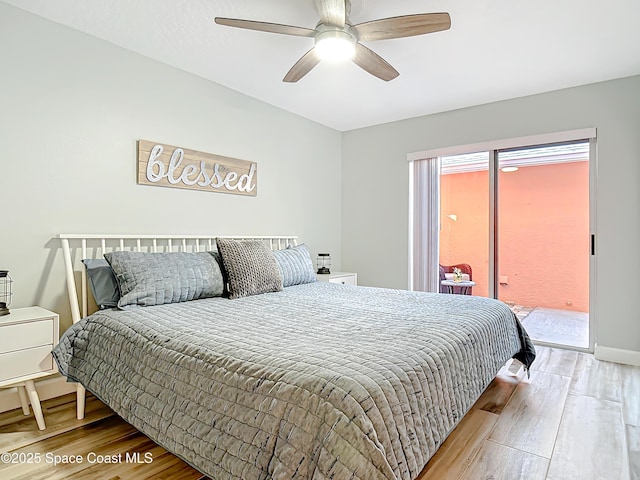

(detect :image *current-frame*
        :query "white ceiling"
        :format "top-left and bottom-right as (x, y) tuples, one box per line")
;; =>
(4, 0), (640, 131)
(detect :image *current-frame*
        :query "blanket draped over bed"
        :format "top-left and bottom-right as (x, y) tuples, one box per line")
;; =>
(53, 282), (534, 480)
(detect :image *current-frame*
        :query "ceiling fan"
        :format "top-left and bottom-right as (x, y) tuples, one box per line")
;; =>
(214, 0), (451, 83)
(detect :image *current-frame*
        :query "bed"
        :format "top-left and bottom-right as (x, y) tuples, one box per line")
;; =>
(54, 234), (535, 480)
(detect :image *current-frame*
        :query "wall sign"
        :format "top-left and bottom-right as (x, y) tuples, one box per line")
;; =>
(137, 140), (257, 196)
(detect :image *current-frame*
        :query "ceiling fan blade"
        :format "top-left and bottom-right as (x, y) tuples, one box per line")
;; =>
(354, 13), (451, 42)
(283, 49), (321, 83)
(352, 43), (399, 81)
(214, 18), (316, 37)
(313, 0), (346, 27)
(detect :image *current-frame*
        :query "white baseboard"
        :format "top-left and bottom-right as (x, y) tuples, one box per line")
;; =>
(594, 343), (640, 366)
(0, 375), (77, 413)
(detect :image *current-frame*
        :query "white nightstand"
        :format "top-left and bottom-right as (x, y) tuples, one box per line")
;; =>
(0, 306), (59, 430)
(317, 272), (358, 286)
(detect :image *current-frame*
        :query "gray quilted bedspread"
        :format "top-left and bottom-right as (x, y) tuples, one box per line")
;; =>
(53, 282), (532, 480)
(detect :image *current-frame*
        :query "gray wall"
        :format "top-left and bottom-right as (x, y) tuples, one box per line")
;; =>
(342, 75), (640, 354)
(0, 4), (342, 330)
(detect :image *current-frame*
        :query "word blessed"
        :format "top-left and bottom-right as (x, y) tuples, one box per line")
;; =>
(137, 140), (258, 196)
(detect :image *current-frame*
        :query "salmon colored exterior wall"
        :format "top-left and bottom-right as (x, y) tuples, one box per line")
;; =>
(440, 161), (589, 312)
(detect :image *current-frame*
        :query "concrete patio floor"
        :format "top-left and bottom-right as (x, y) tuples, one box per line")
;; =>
(513, 305), (589, 349)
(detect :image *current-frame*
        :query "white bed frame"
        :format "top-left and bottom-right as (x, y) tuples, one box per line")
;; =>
(58, 234), (298, 419)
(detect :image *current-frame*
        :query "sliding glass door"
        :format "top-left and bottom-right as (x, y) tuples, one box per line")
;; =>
(496, 142), (590, 348)
(427, 140), (591, 349)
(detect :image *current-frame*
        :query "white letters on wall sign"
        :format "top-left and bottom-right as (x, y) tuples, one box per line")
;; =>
(137, 140), (257, 196)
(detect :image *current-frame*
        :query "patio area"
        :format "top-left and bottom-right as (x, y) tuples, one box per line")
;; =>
(511, 305), (589, 349)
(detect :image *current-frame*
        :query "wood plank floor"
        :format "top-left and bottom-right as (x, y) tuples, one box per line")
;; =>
(0, 346), (637, 480)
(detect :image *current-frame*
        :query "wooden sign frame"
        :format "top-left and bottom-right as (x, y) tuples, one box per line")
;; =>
(137, 140), (257, 196)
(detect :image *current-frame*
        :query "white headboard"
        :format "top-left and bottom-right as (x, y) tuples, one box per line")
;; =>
(58, 234), (298, 324)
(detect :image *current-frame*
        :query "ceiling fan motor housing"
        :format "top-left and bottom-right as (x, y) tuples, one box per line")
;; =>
(314, 24), (357, 61)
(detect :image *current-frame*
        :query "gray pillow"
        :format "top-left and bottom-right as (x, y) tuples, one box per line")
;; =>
(216, 238), (283, 299)
(82, 258), (120, 309)
(272, 244), (317, 287)
(104, 251), (225, 308)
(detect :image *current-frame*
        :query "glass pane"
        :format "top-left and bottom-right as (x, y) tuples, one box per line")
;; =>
(497, 142), (590, 348)
(439, 151), (490, 297)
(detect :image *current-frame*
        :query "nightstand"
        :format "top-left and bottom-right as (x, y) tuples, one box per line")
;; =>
(317, 272), (358, 286)
(0, 306), (59, 430)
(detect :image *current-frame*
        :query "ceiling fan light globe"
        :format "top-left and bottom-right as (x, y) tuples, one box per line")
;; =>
(315, 30), (356, 62)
